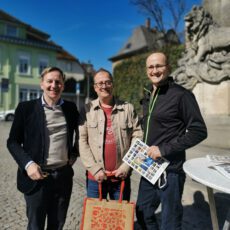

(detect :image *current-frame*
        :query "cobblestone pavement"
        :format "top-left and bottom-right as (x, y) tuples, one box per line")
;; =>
(0, 121), (229, 229)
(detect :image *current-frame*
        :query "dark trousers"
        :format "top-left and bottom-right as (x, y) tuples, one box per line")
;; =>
(24, 165), (74, 230)
(136, 173), (185, 230)
(87, 177), (131, 201)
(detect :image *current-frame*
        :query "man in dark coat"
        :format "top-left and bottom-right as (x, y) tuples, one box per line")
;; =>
(136, 52), (207, 230)
(7, 67), (79, 230)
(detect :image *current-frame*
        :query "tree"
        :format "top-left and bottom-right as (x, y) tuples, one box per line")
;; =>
(130, 0), (186, 35)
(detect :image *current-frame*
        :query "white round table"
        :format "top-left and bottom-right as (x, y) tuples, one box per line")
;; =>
(183, 157), (230, 230)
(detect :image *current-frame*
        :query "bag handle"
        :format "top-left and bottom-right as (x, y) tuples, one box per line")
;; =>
(98, 172), (125, 203)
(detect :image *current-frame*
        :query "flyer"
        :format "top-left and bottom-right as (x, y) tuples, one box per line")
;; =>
(206, 154), (230, 164)
(123, 139), (169, 185)
(206, 154), (230, 180)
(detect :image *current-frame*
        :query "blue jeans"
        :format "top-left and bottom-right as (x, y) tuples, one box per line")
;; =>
(87, 177), (131, 201)
(136, 173), (185, 230)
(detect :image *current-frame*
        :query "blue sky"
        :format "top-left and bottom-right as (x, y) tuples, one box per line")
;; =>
(0, 0), (201, 72)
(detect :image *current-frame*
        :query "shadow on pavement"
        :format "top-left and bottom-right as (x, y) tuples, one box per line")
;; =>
(134, 191), (230, 230)
(183, 191), (212, 230)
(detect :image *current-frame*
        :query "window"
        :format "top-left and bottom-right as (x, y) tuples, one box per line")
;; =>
(6, 24), (17, 37)
(19, 89), (28, 102)
(66, 62), (72, 72)
(18, 53), (30, 74)
(39, 60), (48, 75)
(19, 88), (42, 102)
(39, 57), (49, 75)
(19, 57), (29, 74)
(29, 90), (39, 100)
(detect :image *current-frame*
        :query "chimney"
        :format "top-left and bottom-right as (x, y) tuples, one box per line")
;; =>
(145, 18), (151, 29)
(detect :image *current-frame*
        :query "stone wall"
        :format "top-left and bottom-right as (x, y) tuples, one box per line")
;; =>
(193, 81), (230, 149)
(193, 81), (230, 116)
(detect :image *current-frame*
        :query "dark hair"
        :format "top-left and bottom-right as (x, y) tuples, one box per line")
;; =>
(93, 68), (113, 82)
(40, 67), (65, 81)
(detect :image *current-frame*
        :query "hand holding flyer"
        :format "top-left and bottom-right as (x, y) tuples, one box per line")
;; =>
(122, 139), (169, 185)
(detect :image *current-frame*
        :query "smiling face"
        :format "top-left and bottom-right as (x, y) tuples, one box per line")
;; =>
(146, 52), (170, 87)
(94, 70), (113, 102)
(40, 70), (64, 105)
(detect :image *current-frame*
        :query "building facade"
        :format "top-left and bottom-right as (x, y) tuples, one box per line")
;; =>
(109, 19), (179, 70)
(0, 10), (84, 111)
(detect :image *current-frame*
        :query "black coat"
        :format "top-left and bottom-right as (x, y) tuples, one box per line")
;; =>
(7, 98), (79, 194)
(141, 77), (207, 173)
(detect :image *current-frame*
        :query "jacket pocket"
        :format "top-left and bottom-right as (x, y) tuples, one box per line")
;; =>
(87, 121), (98, 140)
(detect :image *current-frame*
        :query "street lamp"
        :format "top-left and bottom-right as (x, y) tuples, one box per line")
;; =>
(85, 62), (93, 104)
(75, 81), (80, 108)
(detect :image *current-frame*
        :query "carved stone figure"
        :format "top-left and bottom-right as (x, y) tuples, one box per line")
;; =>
(172, 6), (230, 90)
(204, 0), (230, 27)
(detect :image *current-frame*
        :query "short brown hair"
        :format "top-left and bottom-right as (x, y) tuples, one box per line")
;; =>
(40, 67), (65, 81)
(93, 68), (113, 82)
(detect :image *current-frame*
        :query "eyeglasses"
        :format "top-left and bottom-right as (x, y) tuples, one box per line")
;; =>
(94, 80), (113, 88)
(146, 64), (167, 71)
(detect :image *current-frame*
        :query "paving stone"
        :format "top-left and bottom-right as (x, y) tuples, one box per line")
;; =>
(0, 121), (229, 229)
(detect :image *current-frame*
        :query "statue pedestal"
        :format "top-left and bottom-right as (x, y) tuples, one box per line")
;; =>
(193, 81), (230, 116)
(193, 81), (230, 148)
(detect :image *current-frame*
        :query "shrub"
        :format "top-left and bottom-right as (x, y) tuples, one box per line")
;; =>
(113, 45), (184, 114)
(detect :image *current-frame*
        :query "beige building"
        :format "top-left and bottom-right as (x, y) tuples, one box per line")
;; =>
(109, 19), (179, 70)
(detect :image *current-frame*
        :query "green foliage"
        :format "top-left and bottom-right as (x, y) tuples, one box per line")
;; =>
(113, 45), (184, 114)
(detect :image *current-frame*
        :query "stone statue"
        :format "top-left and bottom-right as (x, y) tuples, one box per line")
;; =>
(172, 6), (230, 90)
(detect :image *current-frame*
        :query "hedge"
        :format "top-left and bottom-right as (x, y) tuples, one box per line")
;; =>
(113, 45), (184, 114)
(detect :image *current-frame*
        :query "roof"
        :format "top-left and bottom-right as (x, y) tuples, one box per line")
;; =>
(0, 9), (50, 40)
(0, 10), (61, 51)
(109, 25), (179, 62)
(0, 35), (61, 50)
(57, 48), (79, 62)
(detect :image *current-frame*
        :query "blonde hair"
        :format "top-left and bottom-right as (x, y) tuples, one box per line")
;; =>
(40, 67), (65, 81)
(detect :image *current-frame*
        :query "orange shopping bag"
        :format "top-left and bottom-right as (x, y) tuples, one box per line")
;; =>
(80, 175), (135, 230)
